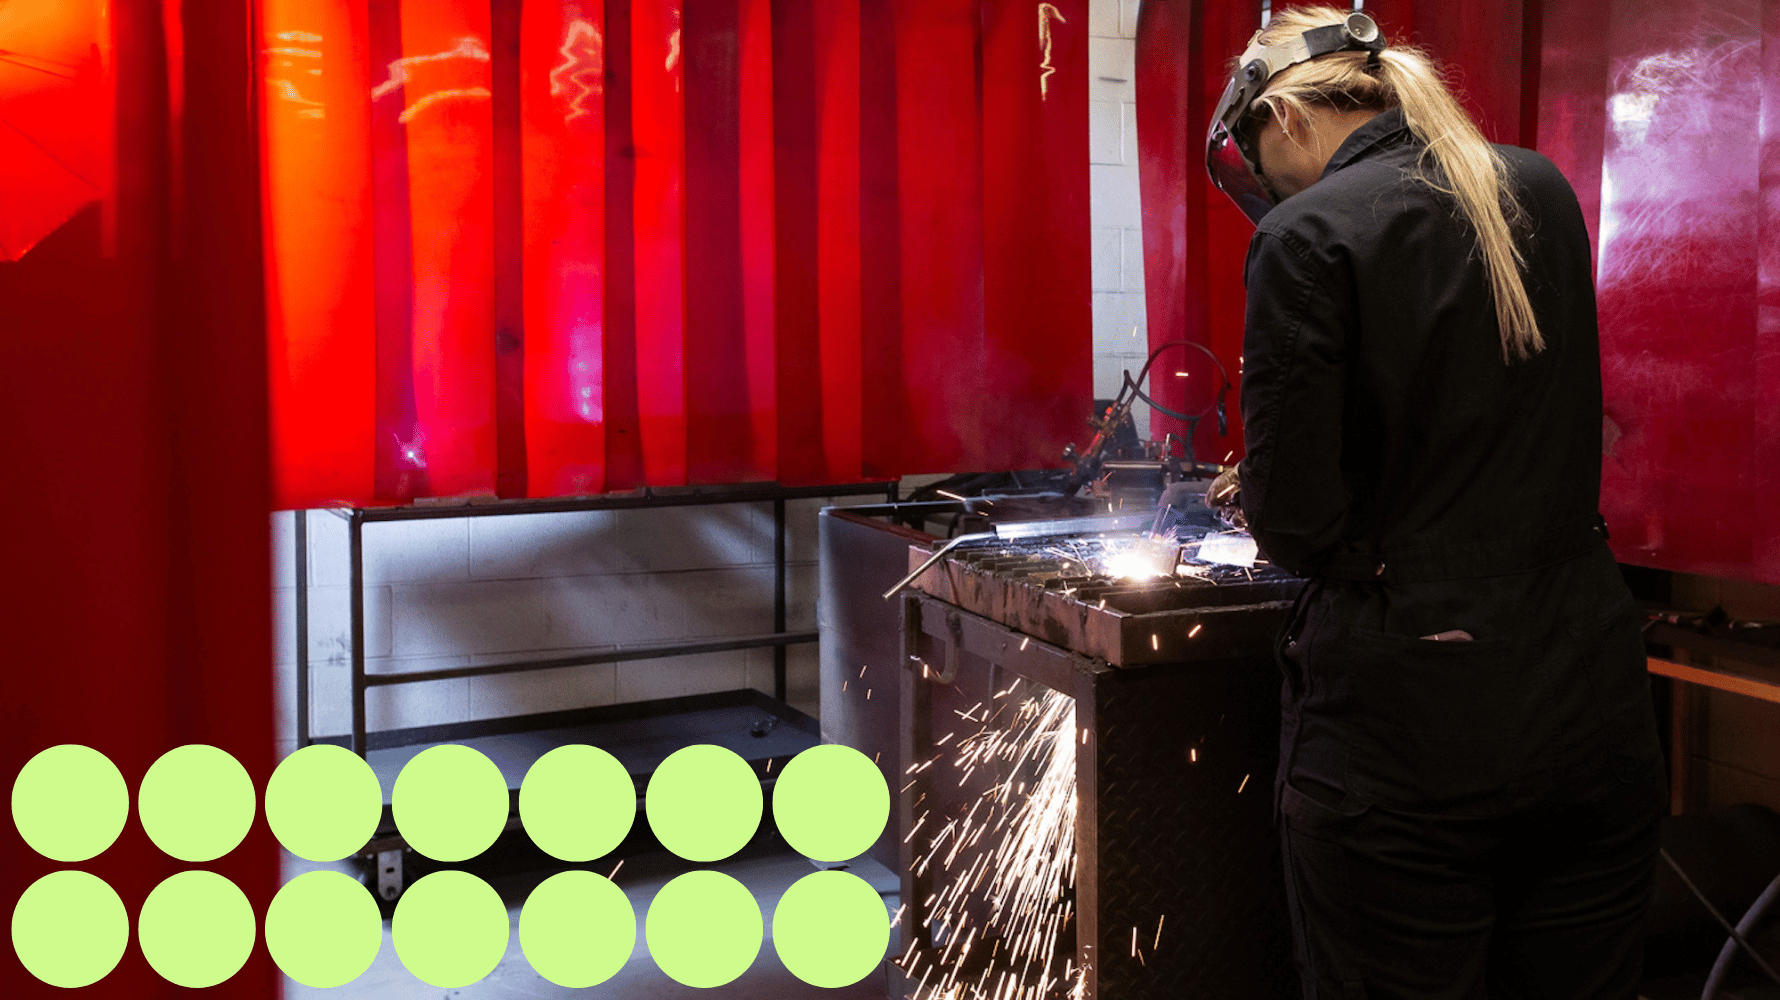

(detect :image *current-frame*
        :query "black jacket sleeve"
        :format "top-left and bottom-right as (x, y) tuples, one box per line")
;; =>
(1236, 230), (1354, 576)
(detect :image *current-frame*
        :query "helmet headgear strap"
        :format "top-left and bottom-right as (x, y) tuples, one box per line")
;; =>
(1204, 12), (1390, 224)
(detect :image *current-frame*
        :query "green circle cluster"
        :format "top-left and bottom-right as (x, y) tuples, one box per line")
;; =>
(646, 744), (762, 862)
(11, 741), (893, 988)
(10, 744), (268, 988)
(267, 743), (381, 863)
(770, 743), (891, 863)
(12, 745), (128, 863)
(520, 744), (635, 862)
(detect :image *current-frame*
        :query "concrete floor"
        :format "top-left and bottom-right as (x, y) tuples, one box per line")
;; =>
(281, 849), (899, 1000)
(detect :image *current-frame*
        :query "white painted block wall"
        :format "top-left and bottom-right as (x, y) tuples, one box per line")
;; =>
(268, 0), (1149, 759)
(1089, 0), (1151, 430)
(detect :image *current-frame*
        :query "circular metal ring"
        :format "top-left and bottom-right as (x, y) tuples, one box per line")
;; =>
(1345, 12), (1381, 45)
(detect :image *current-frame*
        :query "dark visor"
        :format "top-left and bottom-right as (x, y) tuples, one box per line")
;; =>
(1206, 118), (1275, 226)
(1203, 12), (1386, 227)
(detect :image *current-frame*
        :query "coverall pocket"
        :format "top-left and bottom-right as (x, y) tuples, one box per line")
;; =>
(1569, 597), (1650, 726)
(1568, 597), (1664, 784)
(1331, 627), (1521, 808)
(1280, 780), (1370, 842)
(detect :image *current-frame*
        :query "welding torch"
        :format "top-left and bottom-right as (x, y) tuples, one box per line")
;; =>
(1060, 340), (1233, 495)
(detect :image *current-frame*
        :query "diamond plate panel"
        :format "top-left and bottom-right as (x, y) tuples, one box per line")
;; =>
(902, 593), (1299, 1000)
(1086, 661), (1298, 1000)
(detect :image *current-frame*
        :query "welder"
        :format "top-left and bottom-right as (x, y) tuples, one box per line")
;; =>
(1200, 7), (1666, 998)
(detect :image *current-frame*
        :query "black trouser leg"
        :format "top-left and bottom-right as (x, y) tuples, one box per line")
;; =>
(1279, 763), (1663, 1000)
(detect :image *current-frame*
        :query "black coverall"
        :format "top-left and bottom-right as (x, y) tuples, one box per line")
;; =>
(1235, 108), (1667, 999)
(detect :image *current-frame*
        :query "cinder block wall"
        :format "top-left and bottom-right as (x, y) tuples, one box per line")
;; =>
(269, 0), (1150, 758)
(1089, 0), (1151, 428)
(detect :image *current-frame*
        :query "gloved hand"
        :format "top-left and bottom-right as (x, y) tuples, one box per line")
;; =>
(1203, 467), (1248, 531)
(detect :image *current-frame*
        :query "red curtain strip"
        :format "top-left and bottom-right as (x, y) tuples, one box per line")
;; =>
(1137, 0), (1780, 585)
(263, 0), (1092, 507)
(1361, 0), (1536, 146)
(980, 0), (1093, 474)
(0, 0), (114, 261)
(1, 1), (278, 996)
(1134, 0), (1255, 468)
(521, 0), (608, 495)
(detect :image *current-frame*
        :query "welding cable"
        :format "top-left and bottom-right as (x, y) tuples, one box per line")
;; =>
(1122, 340), (1234, 434)
(1703, 871), (1780, 1000)
(1124, 370), (1195, 423)
(1063, 341), (1222, 492)
(1658, 848), (1780, 991)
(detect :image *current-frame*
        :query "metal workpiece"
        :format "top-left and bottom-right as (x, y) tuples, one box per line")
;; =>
(902, 533), (1296, 667)
(882, 512), (1158, 600)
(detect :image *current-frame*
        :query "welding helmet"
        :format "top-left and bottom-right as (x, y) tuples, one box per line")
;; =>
(1206, 11), (1386, 224)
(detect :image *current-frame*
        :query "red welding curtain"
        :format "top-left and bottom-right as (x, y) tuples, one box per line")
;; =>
(1, 2), (279, 997)
(1541, 0), (1780, 585)
(261, 0), (1092, 509)
(1137, 0), (1780, 586)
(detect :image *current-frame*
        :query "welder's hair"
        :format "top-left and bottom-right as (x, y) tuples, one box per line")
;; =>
(1250, 6), (1544, 361)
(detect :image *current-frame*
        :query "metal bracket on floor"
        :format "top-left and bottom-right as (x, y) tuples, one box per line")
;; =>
(376, 847), (404, 902)
(365, 833), (407, 902)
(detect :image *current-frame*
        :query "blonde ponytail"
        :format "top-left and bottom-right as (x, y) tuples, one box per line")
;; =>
(1251, 7), (1544, 361)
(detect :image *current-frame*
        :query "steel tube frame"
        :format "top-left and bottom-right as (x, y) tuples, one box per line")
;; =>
(349, 509), (366, 755)
(1643, 623), (1780, 815)
(361, 632), (820, 687)
(295, 509), (309, 749)
(291, 482), (896, 756)
(774, 498), (788, 702)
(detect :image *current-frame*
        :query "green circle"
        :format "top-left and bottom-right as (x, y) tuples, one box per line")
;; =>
(11, 745), (129, 862)
(518, 870), (635, 987)
(11, 870), (129, 987)
(138, 744), (256, 862)
(265, 870), (382, 987)
(772, 744), (890, 862)
(391, 744), (507, 862)
(773, 871), (890, 987)
(266, 744), (383, 862)
(519, 745), (635, 862)
(644, 745), (761, 862)
(645, 870), (761, 987)
(138, 870), (257, 988)
(391, 870), (508, 987)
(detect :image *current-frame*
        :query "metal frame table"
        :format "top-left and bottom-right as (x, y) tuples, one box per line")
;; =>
(291, 481), (897, 756)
